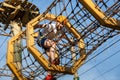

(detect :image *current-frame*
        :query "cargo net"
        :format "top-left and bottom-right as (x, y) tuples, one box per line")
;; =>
(33, 0), (120, 65)
(31, 0), (120, 78)
(40, 0), (120, 55)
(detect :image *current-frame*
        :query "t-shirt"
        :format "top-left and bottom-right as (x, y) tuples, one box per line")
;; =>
(41, 23), (58, 39)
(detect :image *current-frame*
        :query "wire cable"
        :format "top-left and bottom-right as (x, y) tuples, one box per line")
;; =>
(84, 38), (120, 66)
(93, 63), (120, 80)
(79, 38), (120, 76)
(0, 36), (9, 62)
(79, 47), (120, 76)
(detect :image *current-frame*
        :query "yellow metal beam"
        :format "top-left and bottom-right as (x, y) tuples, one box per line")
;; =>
(78, 0), (120, 30)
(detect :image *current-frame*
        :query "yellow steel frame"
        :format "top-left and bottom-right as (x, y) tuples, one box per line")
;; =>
(26, 13), (87, 74)
(78, 0), (120, 30)
(7, 31), (28, 80)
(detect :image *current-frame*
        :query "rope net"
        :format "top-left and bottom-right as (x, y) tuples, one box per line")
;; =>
(34, 0), (120, 66)
(26, 0), (120, 79)
(0, 0), (120, 80)
(43, 0), (120, 55)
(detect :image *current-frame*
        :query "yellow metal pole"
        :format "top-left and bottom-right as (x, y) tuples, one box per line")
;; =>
(78, 0), (120, 30)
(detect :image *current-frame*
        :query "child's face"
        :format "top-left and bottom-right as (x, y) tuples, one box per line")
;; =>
(56, 22), (63, 30)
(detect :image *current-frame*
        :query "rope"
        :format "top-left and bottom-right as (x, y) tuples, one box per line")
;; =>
(35, 0), (120, 79)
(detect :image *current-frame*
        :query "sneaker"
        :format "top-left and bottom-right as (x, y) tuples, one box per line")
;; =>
(45, 75), (54, 80)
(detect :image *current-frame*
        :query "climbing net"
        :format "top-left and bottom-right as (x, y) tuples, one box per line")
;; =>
(39, 0), (120, 59)
(25, 0), (120, 79)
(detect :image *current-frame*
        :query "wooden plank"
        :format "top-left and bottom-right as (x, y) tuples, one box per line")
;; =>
(30, 5), (36, 10)
(2, 2), (15, 9)
(14, 1), (22, 6)
(21, 0), (28, 8)
(0, 8), (5, 12)
(25, 2), (32, 9)
(1, 12), (7, 19)
(0, 14), (4, 22)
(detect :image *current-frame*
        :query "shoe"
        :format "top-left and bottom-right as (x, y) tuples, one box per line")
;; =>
(45, 75), (54, 80)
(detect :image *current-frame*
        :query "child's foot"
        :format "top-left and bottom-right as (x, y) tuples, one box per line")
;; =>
(45, 74), (53, 80)
(45, 74), (56, 80)
(52, 58), (60, 65)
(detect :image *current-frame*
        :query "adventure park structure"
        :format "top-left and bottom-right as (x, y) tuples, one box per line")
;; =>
(0, 0), (120, 80)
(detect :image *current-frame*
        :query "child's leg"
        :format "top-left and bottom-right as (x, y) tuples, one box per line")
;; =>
(49, 42), (56, 62)
(44, 39), (56, 63)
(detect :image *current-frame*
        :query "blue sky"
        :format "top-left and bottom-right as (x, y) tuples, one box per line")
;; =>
(0, 0), (120, 80)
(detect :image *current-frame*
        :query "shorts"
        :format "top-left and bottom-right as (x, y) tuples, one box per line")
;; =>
(41, 37), (47, 48)
(37, 37), (47, 50)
